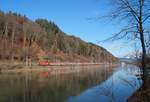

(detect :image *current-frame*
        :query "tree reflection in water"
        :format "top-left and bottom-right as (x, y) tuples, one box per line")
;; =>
(0, 65), (113, 102)
(0, 64), (142, 102)
(66, 65), (142, 102)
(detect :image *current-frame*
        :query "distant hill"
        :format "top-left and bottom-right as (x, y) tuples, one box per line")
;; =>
(0, 11), (117, 62)
(119, 58), (136, 63)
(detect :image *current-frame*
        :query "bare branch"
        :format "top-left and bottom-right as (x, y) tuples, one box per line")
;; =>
(119, 0), (139, 22)
(98, 26), (137, 43)
(143, 15), (150, 23)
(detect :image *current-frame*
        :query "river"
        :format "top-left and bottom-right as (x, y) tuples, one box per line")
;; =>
(0, 64), (142, 102)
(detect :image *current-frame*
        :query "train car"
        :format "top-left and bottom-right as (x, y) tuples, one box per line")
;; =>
(38, 60), (49, 66)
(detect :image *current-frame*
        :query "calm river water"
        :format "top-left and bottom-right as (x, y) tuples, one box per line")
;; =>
(0, 64), (142, 102)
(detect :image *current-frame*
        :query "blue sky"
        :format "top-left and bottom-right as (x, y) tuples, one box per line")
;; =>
(0, 0), (134, 57)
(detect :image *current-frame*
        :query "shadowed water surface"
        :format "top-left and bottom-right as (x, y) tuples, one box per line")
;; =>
(0, 64), (142, 102)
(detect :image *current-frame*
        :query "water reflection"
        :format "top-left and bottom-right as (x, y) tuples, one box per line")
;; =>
(0, 66), (112, 102)
(67, 65), (142, 102)
(0, 65), (141, 102)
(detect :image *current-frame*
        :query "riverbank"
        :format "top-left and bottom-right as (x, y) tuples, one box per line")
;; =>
(128, 63), (150, 102)
(0, 61), (116, 75)
(128, 79), (150, 102)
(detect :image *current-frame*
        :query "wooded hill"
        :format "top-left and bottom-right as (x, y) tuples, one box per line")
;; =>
(0, 11), (117, 62)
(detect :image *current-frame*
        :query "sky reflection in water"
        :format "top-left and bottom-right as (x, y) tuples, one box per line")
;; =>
(66, 66), (142, 102)
(0, 65), (142, 102)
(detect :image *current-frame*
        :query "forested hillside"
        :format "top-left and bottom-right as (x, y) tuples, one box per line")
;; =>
(0, 11), (117, 62)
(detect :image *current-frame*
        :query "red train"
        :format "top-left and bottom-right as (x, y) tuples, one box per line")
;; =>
(38, 61), (49, 66)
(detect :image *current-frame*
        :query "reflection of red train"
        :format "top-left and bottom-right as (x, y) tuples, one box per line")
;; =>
(40, 72), (49, 78)
(38, 61), (49, 66)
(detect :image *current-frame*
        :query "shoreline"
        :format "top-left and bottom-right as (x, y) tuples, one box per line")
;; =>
(128, 84), (150, 102)
(0, 62), (117, 74)
(128, 64), (150, 102)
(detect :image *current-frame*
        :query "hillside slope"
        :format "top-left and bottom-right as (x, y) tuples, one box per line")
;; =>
(0, 11), (117, 62)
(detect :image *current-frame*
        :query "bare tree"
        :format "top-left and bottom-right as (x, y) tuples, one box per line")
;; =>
(9, 14), (17, 61)
(100, 0), (150, 77)
(4, 18), (9, 59)
(11, 23), (15, 61)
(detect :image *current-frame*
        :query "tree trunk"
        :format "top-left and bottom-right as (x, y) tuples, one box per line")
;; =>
(139, 23), (146, 78)
(4, 22), (8, 59)
(11, 26), (15, 61)
(23, 23), (27, 63)
(23, 26), (26, 51)
(139, 0), (147, 81)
